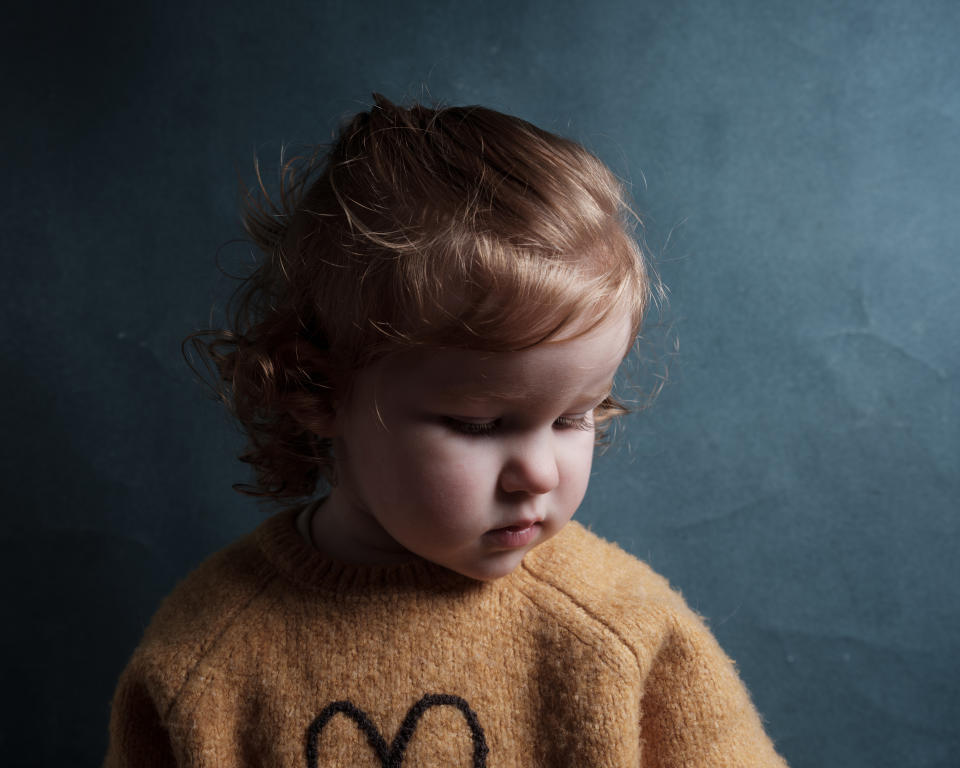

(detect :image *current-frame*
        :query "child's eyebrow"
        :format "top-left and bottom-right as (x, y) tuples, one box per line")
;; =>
(438, 382), (615, 406)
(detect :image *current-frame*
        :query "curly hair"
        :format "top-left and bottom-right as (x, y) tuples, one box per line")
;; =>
(186, 94), (655, 504)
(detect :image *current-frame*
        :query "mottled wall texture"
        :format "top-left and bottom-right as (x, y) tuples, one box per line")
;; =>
(2, 1), (958, 765)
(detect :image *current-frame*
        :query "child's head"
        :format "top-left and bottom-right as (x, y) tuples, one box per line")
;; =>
(194, 95), (654, 574)
(320, 306), (635, 579)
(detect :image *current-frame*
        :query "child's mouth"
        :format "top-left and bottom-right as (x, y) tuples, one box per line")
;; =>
(485, 521), (541, 548)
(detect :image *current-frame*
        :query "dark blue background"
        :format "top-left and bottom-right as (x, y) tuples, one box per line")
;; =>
(3, 1), (958, 765)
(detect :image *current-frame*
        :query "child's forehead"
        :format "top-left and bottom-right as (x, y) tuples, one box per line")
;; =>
(440, 380), (617, 407)
(378, 360), (618, 413)
(370, 316), (631, 403)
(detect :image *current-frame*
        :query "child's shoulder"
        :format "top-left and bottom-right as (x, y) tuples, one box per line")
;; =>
(106, 516), (292, 754)
(523, 519), (683, 605)
(128, 517), (277, 673)
(519, 520), (711, 654)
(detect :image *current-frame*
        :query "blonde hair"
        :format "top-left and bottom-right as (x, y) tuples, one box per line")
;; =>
(188, 94), (654, 502)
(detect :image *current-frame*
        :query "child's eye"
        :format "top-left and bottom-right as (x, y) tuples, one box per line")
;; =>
(441, 417), (499, 436)
(441, 414), (594, 435)
(553, 414), (594, 432)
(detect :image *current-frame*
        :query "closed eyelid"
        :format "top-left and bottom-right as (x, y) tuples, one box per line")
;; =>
(430, 382), (612, 428)
(440, 416), (499, 436)
(440, 412), (595, 438)
(439, 388), (612, 415)
(554, 413), (595, 430)
(439, 414), (499, 425)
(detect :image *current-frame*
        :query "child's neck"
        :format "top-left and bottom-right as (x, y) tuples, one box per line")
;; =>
(308, 493), (419, 566)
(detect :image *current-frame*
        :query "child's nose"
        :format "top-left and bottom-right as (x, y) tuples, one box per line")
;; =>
(498, 433), (560, 495)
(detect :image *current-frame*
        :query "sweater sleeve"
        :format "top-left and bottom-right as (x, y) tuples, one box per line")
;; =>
(639, 608), (788, 768)
(103, 656), (179, 768)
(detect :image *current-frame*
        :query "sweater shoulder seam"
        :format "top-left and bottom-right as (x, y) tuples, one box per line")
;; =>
(511, 575), (638, 675)
(515, 559), (650, 673)
(158, 552), (280, 721)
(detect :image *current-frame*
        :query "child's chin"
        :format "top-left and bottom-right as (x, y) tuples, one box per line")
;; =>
(451, 551), (528, 582)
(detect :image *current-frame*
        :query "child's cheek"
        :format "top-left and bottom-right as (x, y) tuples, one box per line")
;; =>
(395, 432), (497, 510)
(414, 437), (496, 487)
(558, 435), (596, 503)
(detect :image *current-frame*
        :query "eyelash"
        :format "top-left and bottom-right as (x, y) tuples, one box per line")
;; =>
(442, 415), (593, 436)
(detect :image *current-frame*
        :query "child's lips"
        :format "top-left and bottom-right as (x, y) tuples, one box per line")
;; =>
(484, 520), (542, 548)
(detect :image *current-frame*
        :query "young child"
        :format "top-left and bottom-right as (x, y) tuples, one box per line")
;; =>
(105, 95), (788, 767)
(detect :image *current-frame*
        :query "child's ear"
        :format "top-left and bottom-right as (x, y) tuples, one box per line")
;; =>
(278, 339), (339, 438)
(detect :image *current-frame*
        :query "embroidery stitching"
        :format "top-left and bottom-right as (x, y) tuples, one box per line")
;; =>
(305, 694), (488, 767)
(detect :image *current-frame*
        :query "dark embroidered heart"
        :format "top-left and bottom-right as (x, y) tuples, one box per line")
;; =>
(305, 693), (488, 768)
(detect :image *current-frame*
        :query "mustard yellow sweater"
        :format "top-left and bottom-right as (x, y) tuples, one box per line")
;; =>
(105, 507), (788, 767)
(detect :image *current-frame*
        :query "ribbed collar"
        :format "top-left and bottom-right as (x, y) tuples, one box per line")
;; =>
(255, 506), (490, 596)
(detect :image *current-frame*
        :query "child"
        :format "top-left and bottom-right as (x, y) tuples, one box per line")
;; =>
(105, 95), (788, 767)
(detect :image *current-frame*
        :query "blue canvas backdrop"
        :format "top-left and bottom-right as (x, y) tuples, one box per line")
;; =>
(2, 1), (958, 765)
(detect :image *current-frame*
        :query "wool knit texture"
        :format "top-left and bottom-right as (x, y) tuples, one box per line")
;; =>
(105, 508), (788, 767)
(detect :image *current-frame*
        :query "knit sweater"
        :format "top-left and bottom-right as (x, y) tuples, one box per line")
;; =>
(105, 507), (788, 767)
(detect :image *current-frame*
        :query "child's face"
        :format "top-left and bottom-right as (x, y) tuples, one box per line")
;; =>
(316, 310), (633, 581)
